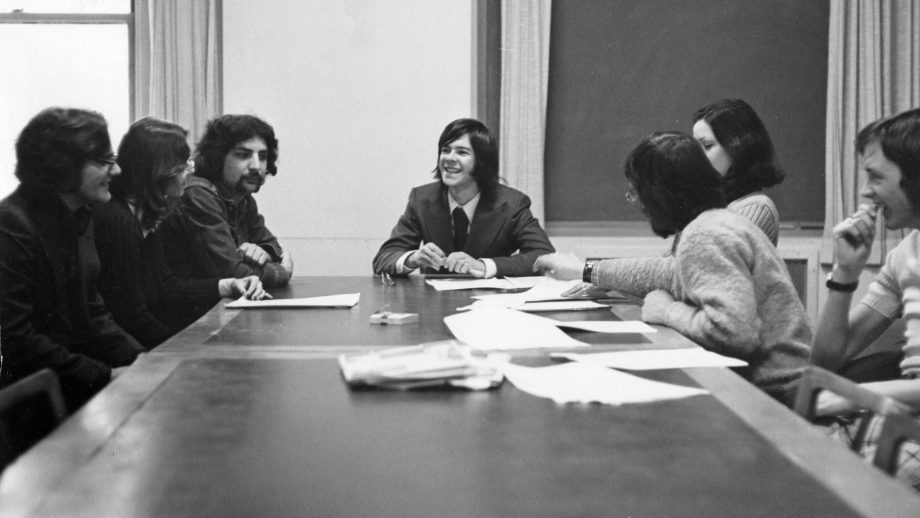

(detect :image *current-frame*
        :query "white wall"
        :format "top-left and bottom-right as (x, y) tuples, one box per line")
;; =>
(222, 0), (473, 275)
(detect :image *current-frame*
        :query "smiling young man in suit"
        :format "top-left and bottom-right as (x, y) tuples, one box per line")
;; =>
(373, 118), (554, 278)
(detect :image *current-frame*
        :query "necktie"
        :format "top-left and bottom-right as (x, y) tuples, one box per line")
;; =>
(452, 207), (469, 252)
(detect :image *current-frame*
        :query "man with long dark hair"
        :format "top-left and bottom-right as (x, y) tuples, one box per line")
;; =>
(162, 114), (293, 287)
(0, 107), (145, 411)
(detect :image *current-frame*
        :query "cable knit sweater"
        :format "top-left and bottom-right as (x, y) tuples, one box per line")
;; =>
(591, 192), (779, 299)
(596, 209), (811, 403)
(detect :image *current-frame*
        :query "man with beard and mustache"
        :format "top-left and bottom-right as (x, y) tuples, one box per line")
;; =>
(162, 115), (293, 291)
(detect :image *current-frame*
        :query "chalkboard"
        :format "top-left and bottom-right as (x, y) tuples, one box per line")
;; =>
(544, 0), (829, 224)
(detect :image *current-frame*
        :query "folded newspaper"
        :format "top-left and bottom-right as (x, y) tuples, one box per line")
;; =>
(338, 342), (504, 390)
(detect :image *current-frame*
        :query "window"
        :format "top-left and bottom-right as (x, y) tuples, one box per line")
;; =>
(0, 0), (131, 198)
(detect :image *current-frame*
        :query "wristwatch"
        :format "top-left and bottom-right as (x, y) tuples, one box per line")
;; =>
(583, 260), (597, 283)
(826, 272), (858, 292)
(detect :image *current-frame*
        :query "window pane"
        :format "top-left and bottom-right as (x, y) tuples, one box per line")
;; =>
(0, 0), (129, 14)
(0, 23), (129, 198)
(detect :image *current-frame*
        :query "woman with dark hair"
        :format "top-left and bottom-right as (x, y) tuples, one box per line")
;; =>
(540, 99), (784, 301)
(536, 132), (809, 404)
(373, 118), (554, 277)
(0, 107), (145, 411)
(94, 118), (269, 349)
(693, 98), (784, 245)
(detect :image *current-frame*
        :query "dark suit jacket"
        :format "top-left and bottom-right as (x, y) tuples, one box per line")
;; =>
(0, 185), (145, 410)
(373, 182), (554, 277)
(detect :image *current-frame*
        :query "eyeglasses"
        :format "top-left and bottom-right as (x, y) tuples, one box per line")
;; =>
(95, 154), (118, 173)
(164, 159), (195, 179)
(624, 188), (641, 206)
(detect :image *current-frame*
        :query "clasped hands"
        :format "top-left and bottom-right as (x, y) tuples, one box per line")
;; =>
(238, 242), (294, 277)
(409, 243), (486, 277)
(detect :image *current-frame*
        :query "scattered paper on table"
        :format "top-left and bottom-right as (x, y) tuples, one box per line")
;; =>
(548, 320), (657, 334)
(501, 361), (708, 404)
(444, 307), (587, 351)
(425, 275), (547, 291)
(553, 348), (747, 370)
(509, 301), (610, 312)
(225, 293), (360, 309)
(426, 278), (514, 291)
(458, 278), (600, 311)
(500, 276), (546, 289)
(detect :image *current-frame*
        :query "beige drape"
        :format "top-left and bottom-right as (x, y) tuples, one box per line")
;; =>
(824, 0), (920, 261)
(133, 0), (222, 146)
(499, 0), (552, 222)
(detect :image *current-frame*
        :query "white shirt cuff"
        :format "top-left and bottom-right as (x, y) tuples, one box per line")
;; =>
(395, 251), (416, 274)
(481, 258), (497, 278)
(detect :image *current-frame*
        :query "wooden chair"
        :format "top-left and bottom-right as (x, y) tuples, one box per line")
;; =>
(794, 366), (909, 451)
(873, 413), (920, 477)
(0, 369), (67, 471)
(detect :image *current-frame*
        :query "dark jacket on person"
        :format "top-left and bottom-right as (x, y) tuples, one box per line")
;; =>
(373, 182), (555, 277)
(94, 199), (223, 349)
(0, 185), (145, 410)
(161, 176), (290, 287)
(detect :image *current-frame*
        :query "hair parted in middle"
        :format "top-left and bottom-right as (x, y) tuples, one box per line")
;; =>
(432, 118), (499, 196)
(194, 114), (279, 182)
(624, 131), (726, 238)
(693, 98), (784, 202)
(110, 117), (190, 230)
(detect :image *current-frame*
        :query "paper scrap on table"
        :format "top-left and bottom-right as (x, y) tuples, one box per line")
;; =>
(444, 307), (587, 351)
(548, 320), (657, 334)
(553, 348), (747, 370)
(225, 293), (360, 309)
(426, 275), (547, 291)
(501, 361), (708, 405)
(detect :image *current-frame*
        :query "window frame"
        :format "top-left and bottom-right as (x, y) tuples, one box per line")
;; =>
(0, 7), (135, 121)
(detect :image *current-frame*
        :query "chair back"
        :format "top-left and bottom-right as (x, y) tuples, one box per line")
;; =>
(873, 413), (920, 476)
(0, 369), (67, 470)
(794, 366), (909, 451)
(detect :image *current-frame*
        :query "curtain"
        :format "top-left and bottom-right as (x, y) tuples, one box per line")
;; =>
(824, 0), (920, 261)
(499, 0), (552, 222)
(133, 0), (222, 146)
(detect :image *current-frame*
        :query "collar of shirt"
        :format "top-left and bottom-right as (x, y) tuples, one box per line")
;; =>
(448, 192), (480, 229)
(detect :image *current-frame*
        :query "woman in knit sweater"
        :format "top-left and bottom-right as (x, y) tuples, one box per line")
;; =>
(543, 99), (786, 301)
(536, 132), (810, 404)
(94, 118), (269, 349)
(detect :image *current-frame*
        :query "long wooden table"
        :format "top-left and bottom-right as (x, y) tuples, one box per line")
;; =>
(1, 276), (917, 517)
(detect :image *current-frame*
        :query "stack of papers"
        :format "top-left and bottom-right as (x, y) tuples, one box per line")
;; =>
(338, 342), (503, 390)
(444, 308), (587, 351)
(501, 362), (709, 405)
(226, 293), (360, 309)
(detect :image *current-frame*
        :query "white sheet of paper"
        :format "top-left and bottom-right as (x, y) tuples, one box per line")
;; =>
(225, 293), (360, 309)
(510, 301), (610, 312)
(470, 277), (583, 304)
(501, 276), (546, 289)
(553, 348), (748, 370)
(426, 278), (514, 291)
(548, 320), (657, 334)
(458, 278), (596, 311)
(501, 361), (709, 404)
(444, 307), (587, 351)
